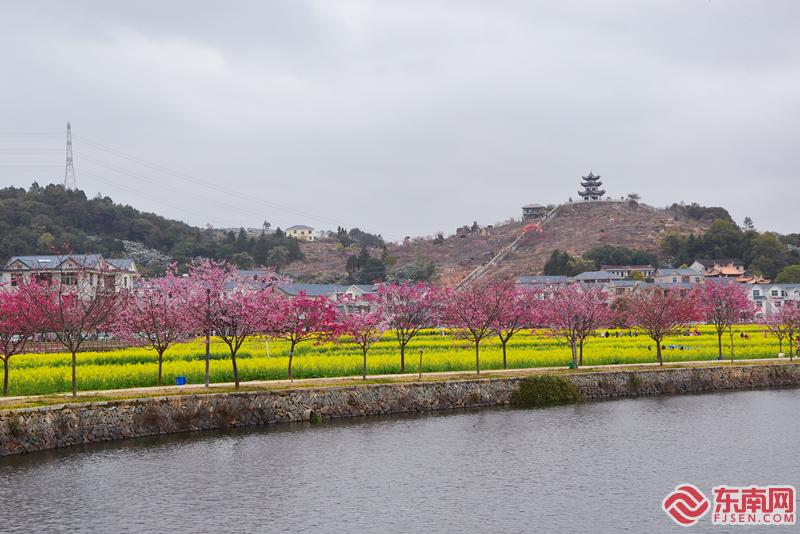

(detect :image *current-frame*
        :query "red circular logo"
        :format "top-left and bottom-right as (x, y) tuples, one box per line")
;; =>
(662, 484), (710, 527)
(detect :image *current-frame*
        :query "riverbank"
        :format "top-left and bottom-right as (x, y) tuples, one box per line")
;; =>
(2, 361), (799, 455)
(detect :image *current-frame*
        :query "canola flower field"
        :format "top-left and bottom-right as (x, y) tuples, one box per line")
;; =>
(4, 324), (786, 396)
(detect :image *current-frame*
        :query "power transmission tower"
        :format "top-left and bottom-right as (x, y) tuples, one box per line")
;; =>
(64, 122), (77, 190)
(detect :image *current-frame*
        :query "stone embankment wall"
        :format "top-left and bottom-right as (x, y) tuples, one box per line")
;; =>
(2, 364), (799, 456)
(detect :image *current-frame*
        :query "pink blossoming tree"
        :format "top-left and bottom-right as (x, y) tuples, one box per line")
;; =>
(0, 290), (40, 396)
(186, 259), (230, 387)
(375, 283), (438, 372)
(113, 267), (195, 386)
(338, 298), (388, 379)
(693, 281), (754, 361)
(17, 268), (124, 397)
(274, 294), (339, 381)
(541, 284), (610, 369)
(624, 287), (700, 365)
(211, 287), (284, 389)
(441, 282), (508, 374)
(765, 302), (800, 359)
(492, 282), (540, 369)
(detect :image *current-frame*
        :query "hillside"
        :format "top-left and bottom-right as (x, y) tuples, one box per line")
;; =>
(285, 201), (712, 284)
(4, 183), (794, 283)
(0, 183), (302, 274)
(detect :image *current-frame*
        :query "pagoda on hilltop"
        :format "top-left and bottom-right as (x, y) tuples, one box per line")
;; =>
(578, 171), (605, 201)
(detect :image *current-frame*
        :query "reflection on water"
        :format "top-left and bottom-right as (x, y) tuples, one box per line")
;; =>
(2, 389), (798, 533)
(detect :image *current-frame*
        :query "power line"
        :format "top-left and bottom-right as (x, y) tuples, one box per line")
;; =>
(78, 168), (230, 227)
(73, 134), (399, 240)
(77, 152), (295, 228)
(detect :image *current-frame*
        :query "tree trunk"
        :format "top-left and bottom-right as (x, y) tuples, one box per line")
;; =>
(231, 350), (239, 389)
(502, 340), (508, 369)
(71, 351), (77, 397)
(656, 341), (663, 366)
(729, 328), (735, 363)
(779, 338), (783, 354)
(418, 349), (424, 380)
(717, 331), (723, 360)
(571, 342), (578, 369)
(157, 349), (164, 387)
(400, 343), (405, 373)
(362, 347), (367, 380)
(3, 358), (8, 396)
(288, 345), (295, 382)
(475, 341), (480, 375)
(579, 340), (584, 366)
(204, 333), (210, 388)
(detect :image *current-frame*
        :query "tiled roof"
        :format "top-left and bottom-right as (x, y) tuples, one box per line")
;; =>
(573, 270), (622, 281)
(656, 268), (704, 276)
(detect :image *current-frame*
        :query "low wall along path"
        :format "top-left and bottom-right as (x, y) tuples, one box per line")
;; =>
(2, 363), (799, 455)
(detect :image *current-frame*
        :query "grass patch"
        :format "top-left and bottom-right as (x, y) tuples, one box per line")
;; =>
(510, 375), (582, 407)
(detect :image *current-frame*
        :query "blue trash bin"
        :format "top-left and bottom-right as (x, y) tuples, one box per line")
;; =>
(176, 376), (186, 386)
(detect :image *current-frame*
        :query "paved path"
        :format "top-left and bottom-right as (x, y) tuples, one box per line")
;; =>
(1, 357), (794, 406)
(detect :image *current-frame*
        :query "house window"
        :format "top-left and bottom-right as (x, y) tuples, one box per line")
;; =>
(10, 274), (19, 287)
(753, 290), (761, 297)
(694, 277), (701, 283)
(775, 301), (782, 308)
(672, 277), (678, 283)
(755, 301), (763, 308)
(62, 273), (78, 285)
(771, 290), (779, 297)
(781, 291), (787, 297)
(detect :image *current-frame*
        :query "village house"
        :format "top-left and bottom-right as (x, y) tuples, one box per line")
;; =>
(654, 268), (705, 285)
(521, 204), (547, 220)
(690, 258), (746, 278)
(275, 283), (378, 313)
(286, 225), (315, 242)
(750, 284), (800, 317)
(600, 264), (656, 279)
(1, 254), (139, 294)
(572, 270), (623, 284)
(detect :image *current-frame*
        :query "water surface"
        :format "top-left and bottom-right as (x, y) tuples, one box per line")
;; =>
(2, 389), (798, 533)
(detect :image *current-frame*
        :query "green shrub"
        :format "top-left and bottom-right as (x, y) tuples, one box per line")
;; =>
(511, 375), (582, 407)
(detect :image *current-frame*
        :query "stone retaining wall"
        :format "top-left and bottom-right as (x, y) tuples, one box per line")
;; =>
(2, 364), (799, 456)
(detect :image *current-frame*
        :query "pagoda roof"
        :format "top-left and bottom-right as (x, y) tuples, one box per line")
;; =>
(581, 171), (601, 180)
(578, 189), (606, 197)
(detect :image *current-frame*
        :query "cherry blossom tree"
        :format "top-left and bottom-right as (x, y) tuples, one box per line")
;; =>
(186, 259), (230, 387)
(17, 268), (123, 397)
(274, 294), (339, 381)
(492, 282), (540, 369)
(113, 268), (195, 386)
(624, 287), (700, 365)
(0, 290), (40, 396)
(441, 282), (507, 374)
(693, 281), (754, 361)
(765, 302), (800, 359)
(541, 284), (610, 369)
(338, 300), (388, 379)
(212, 287), (284, 389)
(375, 283), (438, 372)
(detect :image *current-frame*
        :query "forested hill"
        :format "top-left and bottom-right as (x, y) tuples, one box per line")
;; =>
(0, 183), (302, 273)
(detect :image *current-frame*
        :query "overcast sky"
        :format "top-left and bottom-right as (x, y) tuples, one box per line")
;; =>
(1, 1), (798, 240)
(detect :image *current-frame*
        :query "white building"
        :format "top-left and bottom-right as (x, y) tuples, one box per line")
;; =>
(286, 225), (315, 242)
(1, 254), (138, 294)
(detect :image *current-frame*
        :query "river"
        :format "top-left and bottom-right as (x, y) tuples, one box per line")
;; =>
(1, 389), (798, 533)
